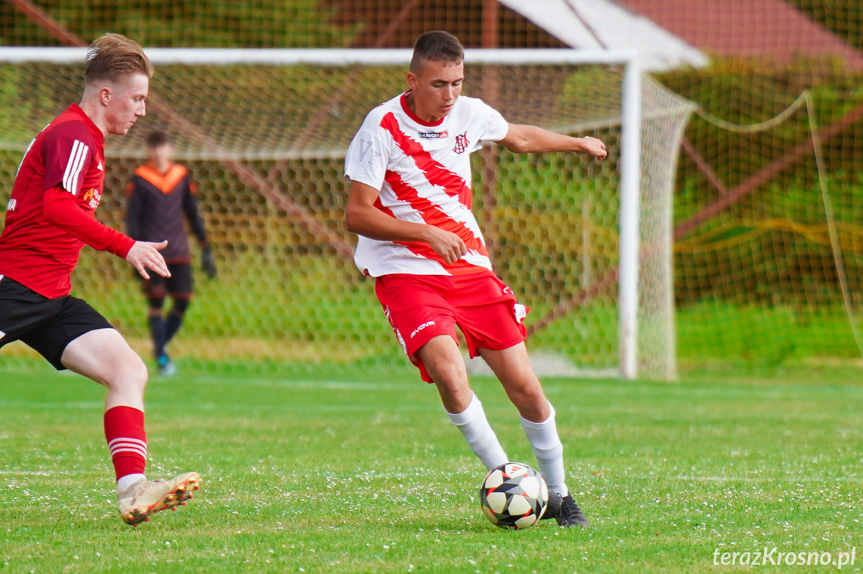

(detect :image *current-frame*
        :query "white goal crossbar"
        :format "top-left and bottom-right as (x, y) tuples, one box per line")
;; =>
(0, 47), (645, 379)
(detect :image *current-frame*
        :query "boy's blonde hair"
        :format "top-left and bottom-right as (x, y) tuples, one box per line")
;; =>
(85, 33), (153, 84)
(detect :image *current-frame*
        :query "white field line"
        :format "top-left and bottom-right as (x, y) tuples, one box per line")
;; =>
(648, 474), (863, 483)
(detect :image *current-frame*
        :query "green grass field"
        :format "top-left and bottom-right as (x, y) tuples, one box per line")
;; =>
(1, 362), (861, 573)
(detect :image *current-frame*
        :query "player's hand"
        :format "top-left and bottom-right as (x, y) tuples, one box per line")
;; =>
(126, 240), (170, 280)
(579, 136), (607, 160)
(425, 227), (467, 264)
(201, 247), (217, 279)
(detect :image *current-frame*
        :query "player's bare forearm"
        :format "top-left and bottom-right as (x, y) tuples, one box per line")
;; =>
(499, 124), (607, 159)
(345, 180), (467, 263)
(346, 180), (428, 243)
(347, 202), (421, 242)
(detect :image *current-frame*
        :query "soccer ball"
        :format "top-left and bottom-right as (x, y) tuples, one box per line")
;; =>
(479, 462), (549, 529)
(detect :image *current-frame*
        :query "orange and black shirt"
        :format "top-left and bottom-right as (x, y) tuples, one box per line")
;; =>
(125, 163), (208, 263)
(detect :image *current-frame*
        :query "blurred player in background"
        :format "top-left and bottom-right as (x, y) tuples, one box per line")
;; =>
(0, 34), (200, 526)
(126, 130), (216, 377)
(345, 30), (607, 527)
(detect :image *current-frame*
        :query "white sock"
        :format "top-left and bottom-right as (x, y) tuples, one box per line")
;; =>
(116, 473), (146, 494)
(446, 393), (508, 471)
(521, 402), (569, 497)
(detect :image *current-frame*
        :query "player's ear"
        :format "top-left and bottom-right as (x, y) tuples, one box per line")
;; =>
(406, 72), (418, 90)
(99, 86), (112, 107)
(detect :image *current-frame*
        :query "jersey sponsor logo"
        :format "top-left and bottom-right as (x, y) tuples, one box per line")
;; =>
(357, 138), (382, 166)
(63, 139), (89, 195)
(6, 198), (16, 212)
(453, 132), (469, 154)
(418, 130), (448, 139)
(410, 320), (435, 339)
(82, 187), (102, 209)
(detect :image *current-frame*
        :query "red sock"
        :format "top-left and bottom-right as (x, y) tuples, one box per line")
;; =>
(104, 406), (147, 481)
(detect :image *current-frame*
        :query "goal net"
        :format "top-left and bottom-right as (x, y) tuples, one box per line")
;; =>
(667, 70), (863, 371)
(0, 48), (691, 380)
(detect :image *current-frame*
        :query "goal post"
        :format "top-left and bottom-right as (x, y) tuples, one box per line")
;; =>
(619, 52), (642, 380)
(0, 47), (690, 380)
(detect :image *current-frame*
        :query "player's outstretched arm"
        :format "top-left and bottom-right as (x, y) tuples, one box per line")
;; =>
(43, 186), (137, 258)
(498, 123), (607, 160)
(345, 179), (467, 264)
(126, 240), (171, 280)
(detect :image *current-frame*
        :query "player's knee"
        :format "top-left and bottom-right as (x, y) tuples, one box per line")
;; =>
(434, 369), (471, 409)
(522, 385), (546, 406)
(107, 354), (148, 393)
(171, 298), (190, 317)
(433, 361), (467, 391)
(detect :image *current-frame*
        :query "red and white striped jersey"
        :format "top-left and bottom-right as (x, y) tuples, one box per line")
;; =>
(345, 92), (508, 276)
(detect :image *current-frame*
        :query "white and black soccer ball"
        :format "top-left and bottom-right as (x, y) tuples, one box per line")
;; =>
(479, 462), (549, 529)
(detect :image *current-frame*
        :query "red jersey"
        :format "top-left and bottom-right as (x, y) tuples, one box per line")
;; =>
(0, 104), (134, 298)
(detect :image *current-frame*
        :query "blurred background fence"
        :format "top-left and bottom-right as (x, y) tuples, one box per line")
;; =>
(0, 0), (861, 377)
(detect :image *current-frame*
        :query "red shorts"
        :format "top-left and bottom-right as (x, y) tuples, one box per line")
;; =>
(375, 271), (529, 383)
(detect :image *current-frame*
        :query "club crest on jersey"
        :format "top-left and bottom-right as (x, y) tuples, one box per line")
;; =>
(419, 130), (448, 139)
(453, 132), (469, 154)
(82, 187), (102, 209)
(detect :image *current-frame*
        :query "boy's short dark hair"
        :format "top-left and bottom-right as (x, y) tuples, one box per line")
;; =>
(410, 31), (464, 73)
(146, 131), (170, 148)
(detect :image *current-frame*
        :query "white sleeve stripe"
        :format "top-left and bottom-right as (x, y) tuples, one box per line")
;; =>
(61, 139), (80, 192)
(69, 142), (89, 194)
(62, 139), (88, 195)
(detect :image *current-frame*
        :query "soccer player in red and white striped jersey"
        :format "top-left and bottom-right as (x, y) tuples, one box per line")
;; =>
(345, 31), (607, 527)
(0, 34), (199, 526)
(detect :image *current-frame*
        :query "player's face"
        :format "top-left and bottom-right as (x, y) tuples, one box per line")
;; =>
(407, 59), (463, 123)
(148, 143), (173, 171)
(104, 73), (149, 136)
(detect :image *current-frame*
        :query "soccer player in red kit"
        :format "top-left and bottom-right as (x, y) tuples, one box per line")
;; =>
(345, 31), (607, 527)
(0, 34), (200, 526)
